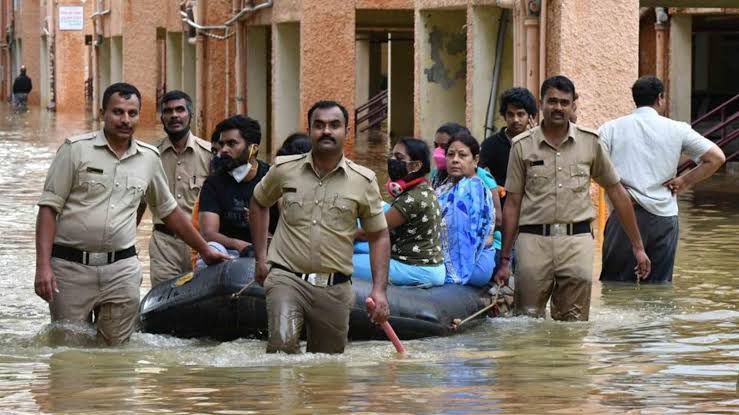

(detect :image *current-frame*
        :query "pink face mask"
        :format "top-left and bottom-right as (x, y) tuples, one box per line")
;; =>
(432, 146), (446, 170)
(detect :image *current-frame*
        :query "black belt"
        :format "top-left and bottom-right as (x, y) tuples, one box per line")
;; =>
(51, 244), (137, 266)
(271, 263), (351, 286)
(519, 221), (591, 236)
(154, 224), (177, 238)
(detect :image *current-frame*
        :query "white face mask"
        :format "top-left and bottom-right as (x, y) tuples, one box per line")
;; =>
(229, 162), (251, 182)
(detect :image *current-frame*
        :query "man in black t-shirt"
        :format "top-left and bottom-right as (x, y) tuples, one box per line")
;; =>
(479, 87), (538, 201)
(199, 115), (275, 255)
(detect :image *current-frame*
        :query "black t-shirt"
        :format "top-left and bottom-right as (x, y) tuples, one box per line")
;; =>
(199, 159), (275, 243)
(479, 128), (513, 191)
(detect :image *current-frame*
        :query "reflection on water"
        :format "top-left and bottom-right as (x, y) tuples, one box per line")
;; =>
(0, 104), (737, 414)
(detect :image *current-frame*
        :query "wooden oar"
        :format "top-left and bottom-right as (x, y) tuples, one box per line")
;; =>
(450, 282), (502, 331)
(230, 280), (256, 300)
(366, 297), (406, 353)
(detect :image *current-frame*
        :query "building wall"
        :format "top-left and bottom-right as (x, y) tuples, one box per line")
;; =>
(54, 0), (89, 113)
(18, 0), (40, 106)
(546, 0), (639, 128)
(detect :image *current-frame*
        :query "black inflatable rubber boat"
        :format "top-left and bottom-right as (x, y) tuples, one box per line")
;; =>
(139, 257), (490, 341)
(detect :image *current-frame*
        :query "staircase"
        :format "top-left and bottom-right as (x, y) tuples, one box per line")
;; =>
(678, 93), (739, 174)
(355, 89), (388, 134)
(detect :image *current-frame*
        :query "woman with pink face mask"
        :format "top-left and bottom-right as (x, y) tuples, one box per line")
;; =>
(430, 123), (468, 189)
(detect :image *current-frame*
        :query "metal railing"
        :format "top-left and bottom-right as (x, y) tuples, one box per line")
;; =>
(355, 89), (388, 134)
(678, 93), (739, 174)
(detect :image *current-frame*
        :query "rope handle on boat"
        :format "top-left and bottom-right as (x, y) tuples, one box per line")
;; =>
(231, 280), (256, 300)
(450, 282), (502, 331)
(366, 297), (406, 354)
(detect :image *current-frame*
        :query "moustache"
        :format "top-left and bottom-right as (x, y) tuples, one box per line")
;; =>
(319, 135), (336, 142)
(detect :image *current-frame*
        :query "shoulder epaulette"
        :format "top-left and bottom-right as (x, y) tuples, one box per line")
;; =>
(511, 129), (532, 145)
(346, 159), (376, 182)
(274, 153), (308, 166)
(574, 124), (600, 139)
(66, 131), (97, 144)
(192, 135), (212, 153)
(136, 140), (161, 155)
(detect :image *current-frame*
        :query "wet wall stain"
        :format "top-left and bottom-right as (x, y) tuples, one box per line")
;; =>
(424, 25), (467, 90)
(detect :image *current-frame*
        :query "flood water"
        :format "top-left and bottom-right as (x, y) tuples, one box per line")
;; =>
(0, 104), (737, 414)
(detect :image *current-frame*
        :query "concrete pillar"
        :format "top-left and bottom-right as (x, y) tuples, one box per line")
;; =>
(355, 37), (370, 111)
(98, 37), (111, 107)
(669, 14), (692, 122)
(300, 0), (356, 138)
(654, 22), (668, 85)
(19, 0), (41, 105)
(388, 31), (413, 139)
(182, 35), (196, 107)
(468, 6), (513, 141)
(523, 16), (539, 102)
(40, 36), (50, 106)
(111, 36), (123, 83)
(55, 0), (88, 113)
(166, 32), (183, 91)
(246, 25), (270, 155)
(415, 9), (467, 144)
(273, 22), (300, 154)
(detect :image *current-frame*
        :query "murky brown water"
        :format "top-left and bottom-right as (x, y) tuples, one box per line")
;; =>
(1, 103), (737, 414)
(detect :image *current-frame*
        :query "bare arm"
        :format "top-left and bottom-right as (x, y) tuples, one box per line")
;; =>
(200, 211), (249, 252)
(366, 228), (390, 323)
(162, 207), (231, 265)
(492, 187), (503, 228)
(35, 206), (59, 302)
(665, 145), (726, 194)
(249, 197), (271, 285)
(605, 183), (651, 279)
(493, 192), (523, 285)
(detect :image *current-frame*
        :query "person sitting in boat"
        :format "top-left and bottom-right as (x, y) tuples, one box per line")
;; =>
(436, 131), (496, 287)
(353, 138), (445, 286)
(430, 122), (467, 189)
(196, 115), (277, 263)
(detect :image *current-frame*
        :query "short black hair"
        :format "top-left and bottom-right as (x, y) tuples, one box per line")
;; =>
(447, 131), (480, 157)
(219, 115), (262, 145)
(540, 75), (576, 100)
(102, 82), (141, 110)
(210, 120), (225, 144)
(435, 122), (469, 137)
(160, 90), (193, 116)
(276, 133), (312, 156)
(398, 137), (432, 179)
(307, 100), (349, 127)
(499, 87), (538, 116)
(632, 75), (664, 107)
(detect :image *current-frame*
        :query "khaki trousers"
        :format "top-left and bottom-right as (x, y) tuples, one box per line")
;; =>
(149, 230), (193, 287)
(264, 268), (355, 354)
(514, 233), (594, 321)
(50, 256), (142, 345)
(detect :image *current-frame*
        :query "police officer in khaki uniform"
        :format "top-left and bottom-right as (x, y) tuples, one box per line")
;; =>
(140, 90), (212, 286)
(494, 76), (651, 321)
(249, 100), (391, 354)
(34, 83), (229, 345)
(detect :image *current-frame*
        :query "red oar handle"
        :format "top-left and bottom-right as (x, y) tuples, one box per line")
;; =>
(366, 297), (406, 353)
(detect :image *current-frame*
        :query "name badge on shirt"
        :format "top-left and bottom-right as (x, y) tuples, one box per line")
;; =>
(283, 187), (297, 193)
(528, 160), (545, 167)
(86, 166), (104, 174)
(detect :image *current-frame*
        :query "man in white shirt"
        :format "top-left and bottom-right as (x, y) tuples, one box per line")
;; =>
(599, 76), (725, 283)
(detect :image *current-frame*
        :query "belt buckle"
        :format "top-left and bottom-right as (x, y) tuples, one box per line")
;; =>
(550, 223), (568, 237)
(87, 252), (109, 266)
(306, 273), (330, 287)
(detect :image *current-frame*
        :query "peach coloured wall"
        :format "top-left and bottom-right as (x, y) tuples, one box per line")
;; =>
(120, 0), (167, 125)
(54, 0), (88, 113)
(546, 0), (639, 128)
(300, 0), (356, 136)
(270, 0), (301, 23)
(18, 0), (40, 106)
(415, 0), (467, 9)
(356, 0), (414, 9)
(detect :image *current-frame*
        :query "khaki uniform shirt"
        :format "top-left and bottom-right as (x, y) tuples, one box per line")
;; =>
(505, 123), (620, 225)
(38, 130), (178, 251)
(252, 153), (387, 276)
(153, 132), (212, 224)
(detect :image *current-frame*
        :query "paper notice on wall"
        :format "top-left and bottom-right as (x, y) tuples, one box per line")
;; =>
(59, 6), (84, 31)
